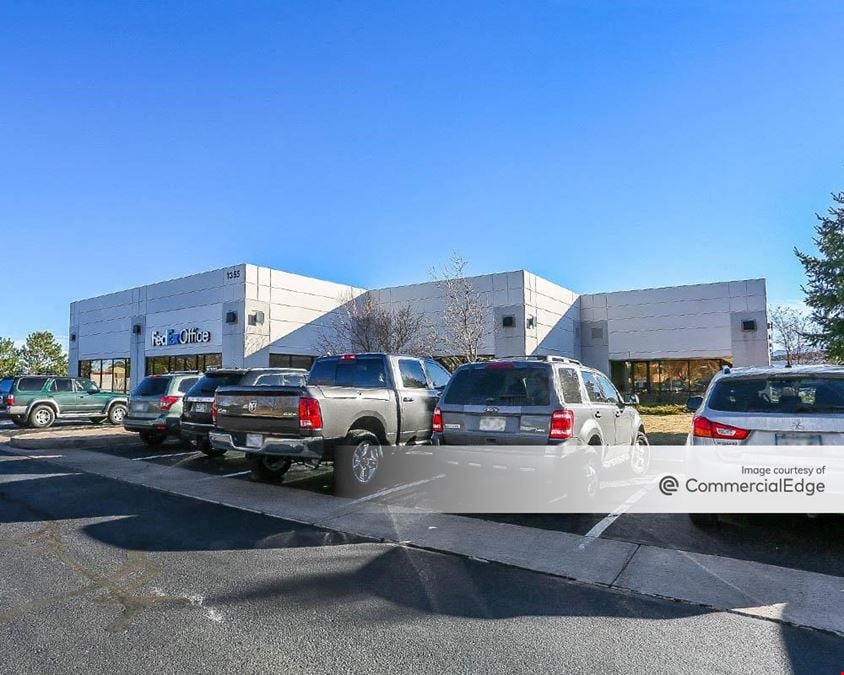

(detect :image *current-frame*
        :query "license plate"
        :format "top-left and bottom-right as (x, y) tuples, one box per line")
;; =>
(479, 416), (506, 432)
(775, 433), (822, 446)
(246, 433), (263, 449)
(131, 402), (145, 412)
(193, 402), (209, 413)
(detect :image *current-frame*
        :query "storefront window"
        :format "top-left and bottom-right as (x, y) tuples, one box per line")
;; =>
(77, 359), (131, 393)
(610, 358), (731, 402)
(145, 353), (223, 376)
(269, 354), (315, 370)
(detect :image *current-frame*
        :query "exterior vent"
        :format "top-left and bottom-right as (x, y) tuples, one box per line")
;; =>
(226, 311), (238, 324)
(741, 320), (757, 332)
(591, 326), (604, 340)
(132, 324), (142, 334)
(502, 315), (515, 328)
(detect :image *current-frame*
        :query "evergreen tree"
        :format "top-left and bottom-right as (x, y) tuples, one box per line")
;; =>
(0, 337), (20, 376)
(795, 191), (844, 362)
(18, 331), (68, 375)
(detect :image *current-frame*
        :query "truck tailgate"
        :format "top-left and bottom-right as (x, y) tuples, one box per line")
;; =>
(215, 385), (306, 436)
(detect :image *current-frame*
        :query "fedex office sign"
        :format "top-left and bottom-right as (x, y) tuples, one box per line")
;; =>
(150, 327), (211, 347)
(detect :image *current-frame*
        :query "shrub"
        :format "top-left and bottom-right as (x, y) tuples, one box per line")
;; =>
(635, 403), (687, 415)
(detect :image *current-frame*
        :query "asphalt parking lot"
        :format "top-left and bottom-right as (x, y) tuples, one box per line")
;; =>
(9, 423), (842, 579)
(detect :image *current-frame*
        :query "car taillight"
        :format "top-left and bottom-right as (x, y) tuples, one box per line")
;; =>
(5, 393), (14, 406)
(159, 395), (180, 411)
(549, 409), (575, 440)
(692, 416), (750, 440)
(432, 407), (443, 433)
(299, 397), (322, 430)
(211, 399), (217, 424)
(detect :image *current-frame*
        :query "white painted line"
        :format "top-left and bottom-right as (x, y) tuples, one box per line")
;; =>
(131, 451), (198, 461)
(345, 474), (446, 506)
(197, 470), (251, 481)
(0, 454), (63, 462)
(579, 487), (650, 548)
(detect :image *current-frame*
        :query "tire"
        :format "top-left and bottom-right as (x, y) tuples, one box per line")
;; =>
(89, 417), (107, 425)
(197, 438), (226, 457)
(28, 405), (56, 429)
(107, 404), (127, 425)
(629, 431), (651, 476)
(570, 450), (601, 502)
(334, 430), (384, 497)
(10, 415), (27, 428)
(249, 455), (291, 482)
(689, 513), (720, 528)
(139, 430), (166, 446)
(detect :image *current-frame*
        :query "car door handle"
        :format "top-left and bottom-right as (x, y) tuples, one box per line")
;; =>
(402, 396), (414, 402)
(594, 411), (602, 419)
(615, 410), (623, 417)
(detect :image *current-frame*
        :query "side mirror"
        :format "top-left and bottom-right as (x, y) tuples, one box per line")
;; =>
(686, 396), (703, 412)
(623, 393), (639, 406)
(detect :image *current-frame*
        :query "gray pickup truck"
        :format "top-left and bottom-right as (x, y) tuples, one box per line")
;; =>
(209, 353), (452, 493)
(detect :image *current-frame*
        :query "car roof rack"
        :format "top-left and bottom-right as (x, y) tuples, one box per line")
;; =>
(504, 355), (583, 366)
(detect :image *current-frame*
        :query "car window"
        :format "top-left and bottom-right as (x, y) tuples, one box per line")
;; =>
(443, 364), (551, 406)
(177, 377), (199, 393)
(0, 378), (12, 395)
(582, 372), (608, 403)
(50, 378), (74, 392)
(17, 377), (48, 392)
(596, 374), (620, 404)
(558, 368), (583, 404)
(309, 357), (387, 388)
(424, 360), (451, 389)
(187, 373), (243, 396)
(253, 372), (307, 386)
(399, 359), (428, 389)
(709, 376), (844, 413)
(132, 376), (171, 397)
(75, 378), (100, 393)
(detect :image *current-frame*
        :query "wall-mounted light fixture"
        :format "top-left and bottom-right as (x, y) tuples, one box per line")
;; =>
(70, 333), (76, 342)
(526, 316), (536, 329)
(248, 310), (266, 326)
(132, 324), (142, 335)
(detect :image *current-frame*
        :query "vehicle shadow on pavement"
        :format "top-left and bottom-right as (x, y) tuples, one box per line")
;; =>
(0, 457), (365, 552)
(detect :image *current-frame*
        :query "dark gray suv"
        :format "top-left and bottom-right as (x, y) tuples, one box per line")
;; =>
(433, 356), (650, 497)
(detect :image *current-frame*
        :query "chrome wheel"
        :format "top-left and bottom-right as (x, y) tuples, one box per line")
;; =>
(630, 435), (650, 475)
(351, 441), (380, 484)
(110, 405), (126, 423)
(31, 407), (54, 428)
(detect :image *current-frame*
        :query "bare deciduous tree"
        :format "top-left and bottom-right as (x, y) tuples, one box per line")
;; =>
(431, 252), (490, 365)
(316, 291), (436, 356)
(769, 305), (818, 366)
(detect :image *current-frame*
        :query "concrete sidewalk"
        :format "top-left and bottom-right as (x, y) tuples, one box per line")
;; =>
(2, 441), (843, 637)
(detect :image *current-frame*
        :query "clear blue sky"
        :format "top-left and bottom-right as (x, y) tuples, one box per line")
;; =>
(2, 1), (843, 345)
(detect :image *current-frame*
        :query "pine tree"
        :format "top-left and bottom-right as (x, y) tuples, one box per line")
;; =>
(18, 331), (68, 375)
(795, 191), (844, 363)
(0, 337), (20, 376)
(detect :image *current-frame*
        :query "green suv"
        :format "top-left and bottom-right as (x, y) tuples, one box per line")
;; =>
(123, 372), (201, 446)
(0, 375), (128, 429)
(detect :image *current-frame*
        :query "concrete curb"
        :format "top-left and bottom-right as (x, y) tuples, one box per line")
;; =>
(3, 443), (843, 637)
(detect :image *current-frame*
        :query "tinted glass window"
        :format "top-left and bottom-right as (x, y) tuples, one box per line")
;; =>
(18, 377), (48, 392)
(309, 357), (387, 388)
(709, 377), (844, 414)
(558, 368), (583, 404)
(0, 378), (12, 395)
(50, 378), (73, 392)
(76, 378), (100, 393)
(582, 372), (608, 403)
(443, 365), (550, 406)
(132, 376), (171, 397)
(399, 359), (428, 388)
(253, 372), (307, 386)
(187, 373), (243, 397)
(178, 377), (199, 393)
(425, 360), (451, 389)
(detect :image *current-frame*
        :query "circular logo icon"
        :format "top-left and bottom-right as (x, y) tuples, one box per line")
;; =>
(659, 475), (679, 496)
(247, 400), (258, 413)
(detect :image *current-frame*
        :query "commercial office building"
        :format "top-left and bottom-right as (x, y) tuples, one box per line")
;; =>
(69, 263), (770, 401)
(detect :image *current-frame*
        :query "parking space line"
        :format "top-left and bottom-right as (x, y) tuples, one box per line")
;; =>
(131, 451), (198, 461)
(345, 474), (446, 506)
(197, 470), (251, 481)
(579, 487), (650, 548)
(0, 454), (63, 462)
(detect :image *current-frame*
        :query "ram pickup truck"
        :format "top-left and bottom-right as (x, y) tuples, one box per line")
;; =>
(209, 353), (452, 493)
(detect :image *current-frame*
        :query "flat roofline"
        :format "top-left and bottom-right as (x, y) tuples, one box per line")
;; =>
(585, 277), (766, 297)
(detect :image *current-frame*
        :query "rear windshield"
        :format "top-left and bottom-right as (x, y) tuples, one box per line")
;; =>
(132, 376), (171, 397)
(251, 372), (307, 387)
(17, 377), (48, 392)
(309, 357), (387, 388)
(186, 373), (243, 397)
(443, 364), (551, 406)
(0, 378), (12, 395)
(709, 376), (844, 414)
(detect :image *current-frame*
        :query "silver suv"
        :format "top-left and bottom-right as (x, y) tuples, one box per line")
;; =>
(685, 364), (844, 526)
(433, 356), (649, 497)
